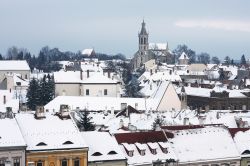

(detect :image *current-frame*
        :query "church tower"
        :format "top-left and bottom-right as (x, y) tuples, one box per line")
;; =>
(138, 20), (149, 53)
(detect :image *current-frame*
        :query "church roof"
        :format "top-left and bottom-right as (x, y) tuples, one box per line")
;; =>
(149, 43), (168, 50)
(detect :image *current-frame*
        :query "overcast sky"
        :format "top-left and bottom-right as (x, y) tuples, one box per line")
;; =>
(0, 0), (250, 60)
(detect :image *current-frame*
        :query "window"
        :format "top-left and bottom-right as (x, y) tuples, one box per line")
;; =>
(86, 89), (89, 96)
(140, 150), (145, 156)
(151, 149), (157, 155)
(73, 160), (79, 166)
(36, 162), (43, 166)
(25, 74), (28, 79)
(128, 151), (133, 157)
(104, 89), (107, 95)
(61, 160), (67, 166)
(0, 159), (5, 166)
(13, 158), (20, 166)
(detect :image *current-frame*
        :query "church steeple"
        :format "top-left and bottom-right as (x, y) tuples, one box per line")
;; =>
(138, 19), (149, 52)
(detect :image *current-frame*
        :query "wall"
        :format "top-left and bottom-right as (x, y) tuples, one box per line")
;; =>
(26, 149), (88, 166)
(157, 83), (181, 111)
(81, 84), (120, 97)
(55, 84), (81, 96)
(0, 149), (26, 166)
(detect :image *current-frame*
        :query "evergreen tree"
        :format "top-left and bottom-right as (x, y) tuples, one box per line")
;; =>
(26, 78), (40, 110)
(224, 56), (231, 65)
(241, 54), (246, 65)
(39, 75), (48, 105)
(76, 110), (95, 131)
(152, 115), (164, 130)
(211, 56), (220, 64)
(0, 54), (3, 60)
(46, 74), (55, 104)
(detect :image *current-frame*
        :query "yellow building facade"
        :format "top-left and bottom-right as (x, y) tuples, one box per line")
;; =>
(26, 149), (88, 166)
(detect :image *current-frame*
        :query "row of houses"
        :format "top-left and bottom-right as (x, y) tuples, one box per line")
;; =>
(2, 108), (250, 166)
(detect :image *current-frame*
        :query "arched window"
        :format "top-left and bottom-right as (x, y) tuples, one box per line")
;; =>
(108, 151), (117, 155)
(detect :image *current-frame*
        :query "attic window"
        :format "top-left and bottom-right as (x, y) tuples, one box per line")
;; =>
(63, 141), (74, 145)
(36, 142), (47, 146)
(92, 152), (103, 156)
(16, 82), (21, 86)
(108, 151), (118, 155)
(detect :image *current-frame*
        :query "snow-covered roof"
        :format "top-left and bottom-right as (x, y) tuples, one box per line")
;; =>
(149, 43), (168, 50)
(81, 131), (126, 162)
(170, 126), (240, 164)
(179, 52), (189, 60)
(15, 112), (87, 151)
(54, 71), (119, 84)
(82, 73), (118, 84)
(45, 96), (158, 113)
(176, 86), (249, 98)
(81, 49), (94, 56)
(0, 60), (30, 71)
(115, 131), (177, 165)
(0, 118), (26, 148)
(234, 129), (250, 154)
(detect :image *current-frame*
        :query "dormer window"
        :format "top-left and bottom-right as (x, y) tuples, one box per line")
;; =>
(162, 148), (168, 154)
(36, 142), (47, 146)
(152, 149), (157, 155)
(140, 150), (145, 156)
(92, 152), (102, 156)
(128, 151), (133, 157)
(108, 151), (117, 155)
(63, 141), (73, 145)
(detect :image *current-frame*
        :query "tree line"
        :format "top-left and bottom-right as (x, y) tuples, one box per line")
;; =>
(0, 46), (126, 72)
(173, 44), (248, 65)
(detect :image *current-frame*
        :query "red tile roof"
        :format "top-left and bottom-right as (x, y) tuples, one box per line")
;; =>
(228, 128), (250, 137)
(114, 131), (171, 144)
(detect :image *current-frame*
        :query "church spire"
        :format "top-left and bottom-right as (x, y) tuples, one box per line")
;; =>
(140, 19), (148, 35)
(138, 19), (149, 52)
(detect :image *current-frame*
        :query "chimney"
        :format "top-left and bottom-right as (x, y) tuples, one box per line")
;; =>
(80, 70), (83, 80)
(108, 71), (111, 78)
(3, 95), (6, 104)
(87, 70), (90, 78)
